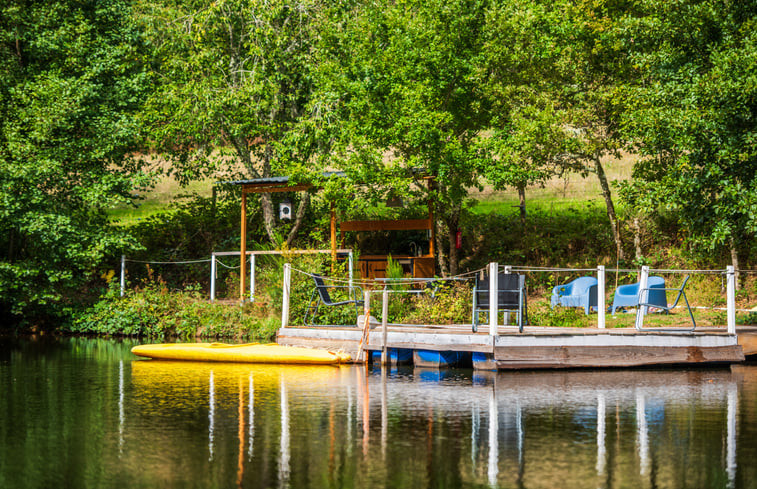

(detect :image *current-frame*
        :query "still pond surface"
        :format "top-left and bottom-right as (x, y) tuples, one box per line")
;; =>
(1, 336), (757, 489)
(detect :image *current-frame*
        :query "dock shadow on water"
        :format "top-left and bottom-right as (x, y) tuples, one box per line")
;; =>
(2, 337), (757, 489)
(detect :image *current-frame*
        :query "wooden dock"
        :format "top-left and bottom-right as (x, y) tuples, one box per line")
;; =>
(276, 325), (747, 369)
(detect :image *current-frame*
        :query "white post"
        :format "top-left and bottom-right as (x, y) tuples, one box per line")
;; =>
(120, 255), (126, 297)
(281, 263), (291, 328)
(489, 262), (498, 337)
(635, 266), (649, 330)
(250, 254), (255, 302)
(348, 251), (354, 291)
(597, 266), (606, 329)
(210, 253), (216, 302)
(727, 266), (736, 335)
(381, 286), (389, 365)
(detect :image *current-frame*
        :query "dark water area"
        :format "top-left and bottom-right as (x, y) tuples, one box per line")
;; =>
(1, 336), (756, 489)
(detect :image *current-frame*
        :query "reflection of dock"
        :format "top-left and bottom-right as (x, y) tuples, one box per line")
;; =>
(277, 325), (745, 369)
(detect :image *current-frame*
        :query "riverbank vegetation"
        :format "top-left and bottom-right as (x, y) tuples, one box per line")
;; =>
(2, 0), (757, 335)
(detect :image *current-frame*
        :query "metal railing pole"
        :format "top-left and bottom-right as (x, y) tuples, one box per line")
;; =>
(120, 255), (125, 297)
(210, 253), (216, 302)
(635, 266), (649, 330)
(281, 263), (291, 328)
(489, 262), (498, 337)
(727, 266), (736, 334)
(597, 265), (606, 329)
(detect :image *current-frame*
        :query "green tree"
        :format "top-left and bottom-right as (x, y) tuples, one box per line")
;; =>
(0, 0), (149, 323)
(319, 0), (489, 275)
(139, 0), (331, 247)
(619, 1), (757, 277)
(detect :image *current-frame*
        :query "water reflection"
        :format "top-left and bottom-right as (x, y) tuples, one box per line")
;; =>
(1, 338), (756, 489)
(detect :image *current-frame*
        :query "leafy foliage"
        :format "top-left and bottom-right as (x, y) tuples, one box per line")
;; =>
(0, 0), (150, 323)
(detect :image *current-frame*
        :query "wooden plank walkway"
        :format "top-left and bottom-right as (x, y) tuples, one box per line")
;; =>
(276, 324), (747, 369)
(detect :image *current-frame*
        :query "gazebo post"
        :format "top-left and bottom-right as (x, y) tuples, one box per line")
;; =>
(240, 191), (247, 301)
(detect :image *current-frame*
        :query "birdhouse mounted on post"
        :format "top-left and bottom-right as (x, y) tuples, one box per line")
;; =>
(279, 198), (293, 220)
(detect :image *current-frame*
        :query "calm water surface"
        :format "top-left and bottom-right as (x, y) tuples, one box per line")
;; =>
(1, 336), (757, 489)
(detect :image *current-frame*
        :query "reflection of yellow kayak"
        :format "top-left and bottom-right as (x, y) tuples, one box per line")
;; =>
(131, 342), (351, 365)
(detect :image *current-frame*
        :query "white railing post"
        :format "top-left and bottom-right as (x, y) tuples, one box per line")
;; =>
(489, 262), (498, 337)
(120, 255), (126, 297)
(250, 254), (255, 302)
(727, 266), (736, 335)
(381, 286), (389, 365)
(210, 253), (216, 302)
(635, 266), (649, 330)
(281, 263), (291, 328)
(348, 251), (354, 291)
(597, 265), (606, 329)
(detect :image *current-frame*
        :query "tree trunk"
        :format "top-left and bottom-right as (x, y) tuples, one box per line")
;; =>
(730, 237), (740, 290)
(444, 208), (460, 277)
(594, 156), (624, 261)
(285, 192), (311, 248)
(517, 184), (526, 227)
(435, 219), (448, 278)
(633, 217), (642, 262)
(260, 143), (278, 244)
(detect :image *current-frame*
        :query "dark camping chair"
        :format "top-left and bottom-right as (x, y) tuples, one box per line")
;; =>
(303, 275), (364, 326)
(635, 275), (695, 331)
(472, 272), (528, 333)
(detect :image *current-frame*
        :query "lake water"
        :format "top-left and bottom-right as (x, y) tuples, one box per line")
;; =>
(1, 337), (756, 489)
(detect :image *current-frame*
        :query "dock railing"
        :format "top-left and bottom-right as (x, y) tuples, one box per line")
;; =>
(284, 262), (741, 335)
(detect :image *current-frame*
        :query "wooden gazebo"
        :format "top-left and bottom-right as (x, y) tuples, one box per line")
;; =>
(224, 173), (435, 300)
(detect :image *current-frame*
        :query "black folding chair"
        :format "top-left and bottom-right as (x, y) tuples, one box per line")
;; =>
(472, 272), (528, 333)
(303, 275), (364, 326)
(636, 275), (696, 331)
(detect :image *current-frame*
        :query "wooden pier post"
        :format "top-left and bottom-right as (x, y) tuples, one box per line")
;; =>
(250, 254), (255, 302)
(727, 266), (736, 335)
(281, 263), (291, 328)
(489, 262), (498, 336)
(597, 265), (606, 329)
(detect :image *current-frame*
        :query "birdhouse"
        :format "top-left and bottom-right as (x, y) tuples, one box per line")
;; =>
(279, 198), (293, 220)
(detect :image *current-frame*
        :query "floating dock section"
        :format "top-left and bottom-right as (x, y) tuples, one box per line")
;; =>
(276, 325), (744, 370)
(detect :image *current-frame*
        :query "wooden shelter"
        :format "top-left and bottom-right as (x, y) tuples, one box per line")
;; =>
(223, 172), (436, 300)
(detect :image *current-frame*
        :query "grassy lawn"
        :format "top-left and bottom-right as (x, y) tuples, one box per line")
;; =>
(108, 177), (215, 225)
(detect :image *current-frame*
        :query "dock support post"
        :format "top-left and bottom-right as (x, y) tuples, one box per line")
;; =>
(210, 253), (216, 301)
(635, 266), (650, 330)
(597, 265), (605, 329)
(381, 287), (389, 365)
(120, 254), (125, 297)
(250, 254), (255, 302)
(489, 262), (498, 336)
(281, 263), (291, 328)
(727, 266), (736, 335)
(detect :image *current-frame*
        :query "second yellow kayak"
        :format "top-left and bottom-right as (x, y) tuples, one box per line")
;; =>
(131, 342), (351, 365)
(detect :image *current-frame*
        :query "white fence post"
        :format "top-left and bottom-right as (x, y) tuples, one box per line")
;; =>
(120, 255), (125, 297)
(348, 251), (354, 291)
(727, 266), (736, 335)
(597, 265), (606, 329)
(635, 266), (649, 330)
(489, 262), (498, 337)
(210, 253), (216, 302)
(381, 286), (389, 365)
(281, 263), (291, 328)
(250, 254), (255, 302)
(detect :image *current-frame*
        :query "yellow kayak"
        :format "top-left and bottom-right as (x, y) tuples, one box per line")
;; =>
(131, 342), (351, 365)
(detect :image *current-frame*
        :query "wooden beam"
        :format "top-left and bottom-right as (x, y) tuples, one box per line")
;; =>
(240, 192), (247, 301)
(242, 183), (311, 194)
(330, 203), (337, 263)
(339, 218), (432, 232)
(428, 179), (435, 258)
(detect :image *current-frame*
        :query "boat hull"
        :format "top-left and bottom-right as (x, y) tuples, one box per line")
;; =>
(131, 342), (351, 365)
